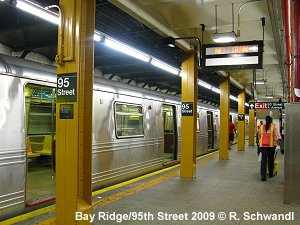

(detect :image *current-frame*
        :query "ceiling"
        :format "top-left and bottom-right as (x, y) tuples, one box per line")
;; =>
(110, 0), (285, 100)
(0, 0), (285, 111)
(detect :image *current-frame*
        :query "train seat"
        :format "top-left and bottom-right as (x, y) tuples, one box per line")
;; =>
(26, 137), (41, 158)
(39, 135), (52, 156)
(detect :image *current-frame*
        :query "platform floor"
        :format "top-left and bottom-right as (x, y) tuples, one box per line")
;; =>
(5, 142), (300, 225)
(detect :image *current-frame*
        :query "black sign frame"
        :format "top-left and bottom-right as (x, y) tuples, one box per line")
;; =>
(201, 40), (263, 70)
(57, 73), (77, 102)
(181, 102), (193, 116)
(251, 102), (286, 110)
(238, 114), (245, 121)
(60, 104), (74, 119)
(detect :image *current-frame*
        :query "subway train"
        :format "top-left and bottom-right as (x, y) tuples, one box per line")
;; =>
(0, 53), (233, 219)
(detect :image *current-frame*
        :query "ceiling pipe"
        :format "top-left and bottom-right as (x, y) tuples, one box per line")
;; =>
(109, 0), (250, 96)
(266, 0), (287, 100)
(294, 0), (300, 101)
(237, 0), (262, 37)
(281, 0), (292, 102)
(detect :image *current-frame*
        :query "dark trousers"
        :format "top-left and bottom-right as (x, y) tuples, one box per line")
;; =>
(260, 147), (276, 178)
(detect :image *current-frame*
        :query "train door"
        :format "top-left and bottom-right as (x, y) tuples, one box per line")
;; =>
(162, 105), (178, 162)
(24, 84), (56, 205)
(207, 111), (214, 149)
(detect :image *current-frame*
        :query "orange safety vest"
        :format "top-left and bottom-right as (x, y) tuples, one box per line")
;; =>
(259, 124), (275, 147)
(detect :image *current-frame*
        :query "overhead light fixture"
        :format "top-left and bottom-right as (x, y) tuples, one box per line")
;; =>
(103, 37), (151, 62)
(255, 80), (265, 85)
(150, 58), (180, 75)
(266, 96), (274, 99)
(93, 33), (102, 42)
(211, 4), (237, 43)
(163, 36), (176, 48)
(198, 80), (212, 89)
(16, 0), (59, 25)
(230, 95), (238, 102)
(211, 31), (237, 43)
(211, 87), (221, 94)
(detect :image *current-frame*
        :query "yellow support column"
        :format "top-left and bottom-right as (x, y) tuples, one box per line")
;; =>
(219, 77), (230, 160)
(180, 48), (197, 179)
(56, 0), (95, 224)
(248, 100), (255, 146)
(238, 90), (245, 151)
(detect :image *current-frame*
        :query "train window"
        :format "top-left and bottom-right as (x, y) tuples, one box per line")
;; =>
(115, 103), (144, 138)
(162, 105), (174, 134)
(25, 85), (55, 135)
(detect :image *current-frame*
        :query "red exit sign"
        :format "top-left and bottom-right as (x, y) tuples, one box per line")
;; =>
(254, 102), (285, 110)
(255, 102), (269, 109)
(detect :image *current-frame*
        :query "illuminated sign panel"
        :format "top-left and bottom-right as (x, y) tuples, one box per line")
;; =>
(202, 41), (263, 70)
(254, 102), (285, 110)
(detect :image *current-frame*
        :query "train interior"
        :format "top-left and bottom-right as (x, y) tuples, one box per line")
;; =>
(25, 83), (56, 205)
(162, 105), (177, 162)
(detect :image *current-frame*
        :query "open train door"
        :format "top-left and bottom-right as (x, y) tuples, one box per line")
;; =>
(207, 111), (214, 149)
(162, 105), (178, 163)
(24, 84), (56, 206)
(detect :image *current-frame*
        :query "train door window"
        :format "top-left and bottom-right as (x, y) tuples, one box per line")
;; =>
(115, 103), (144, 138)
(207, 111), (214, 149)
(197, 112), (200, 132)
(162, 105), (177, 162)
(25, 83), (56, 205)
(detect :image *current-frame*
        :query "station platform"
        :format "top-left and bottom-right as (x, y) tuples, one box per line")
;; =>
(2, 142), (300, 225)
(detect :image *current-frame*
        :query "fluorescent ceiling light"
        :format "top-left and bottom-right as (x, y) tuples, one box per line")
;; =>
(211, 87), (221, 94)
(103, 37), (150, 62)
(266, 96), (274, 99)
(255, 80), (265, 85)
(150, 58), (180, 75)
(245, 103), (249, 107)
(211, 31), (237, 43)
(94, 33), (101, 42)
(198, 80), (212, 89)
(230, 95), (238, 102)
(16, 0), (59, 25)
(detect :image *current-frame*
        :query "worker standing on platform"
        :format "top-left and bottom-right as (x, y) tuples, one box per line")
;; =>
(256, 120), (263, 155)
(258, 116), (281, 181)
(229, 116), (236, 149)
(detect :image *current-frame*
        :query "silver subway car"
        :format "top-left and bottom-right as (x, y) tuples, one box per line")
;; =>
(0, 54), (220, 220)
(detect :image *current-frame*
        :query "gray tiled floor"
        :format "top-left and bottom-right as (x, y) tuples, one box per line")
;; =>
(12, 142), (300, 224)
(92, 143), (300, 225)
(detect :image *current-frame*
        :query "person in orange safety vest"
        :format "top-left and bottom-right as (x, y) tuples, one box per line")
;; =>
(258, 116), (281, 181)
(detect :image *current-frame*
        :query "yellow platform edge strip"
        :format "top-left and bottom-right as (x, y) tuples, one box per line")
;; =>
(0, 150), (218, 225)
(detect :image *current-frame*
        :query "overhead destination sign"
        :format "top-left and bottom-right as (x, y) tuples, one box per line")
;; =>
(202, 41), (263, 70)
(249, 102), (286, 110)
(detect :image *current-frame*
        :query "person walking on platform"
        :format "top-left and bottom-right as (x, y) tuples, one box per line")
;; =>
(258, 116), (281, 181)
(229, 116), (236, 149)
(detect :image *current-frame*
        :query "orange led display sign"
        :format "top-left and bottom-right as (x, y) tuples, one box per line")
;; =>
(202, 40), (263, 70)
(214, 45), (257, 55)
